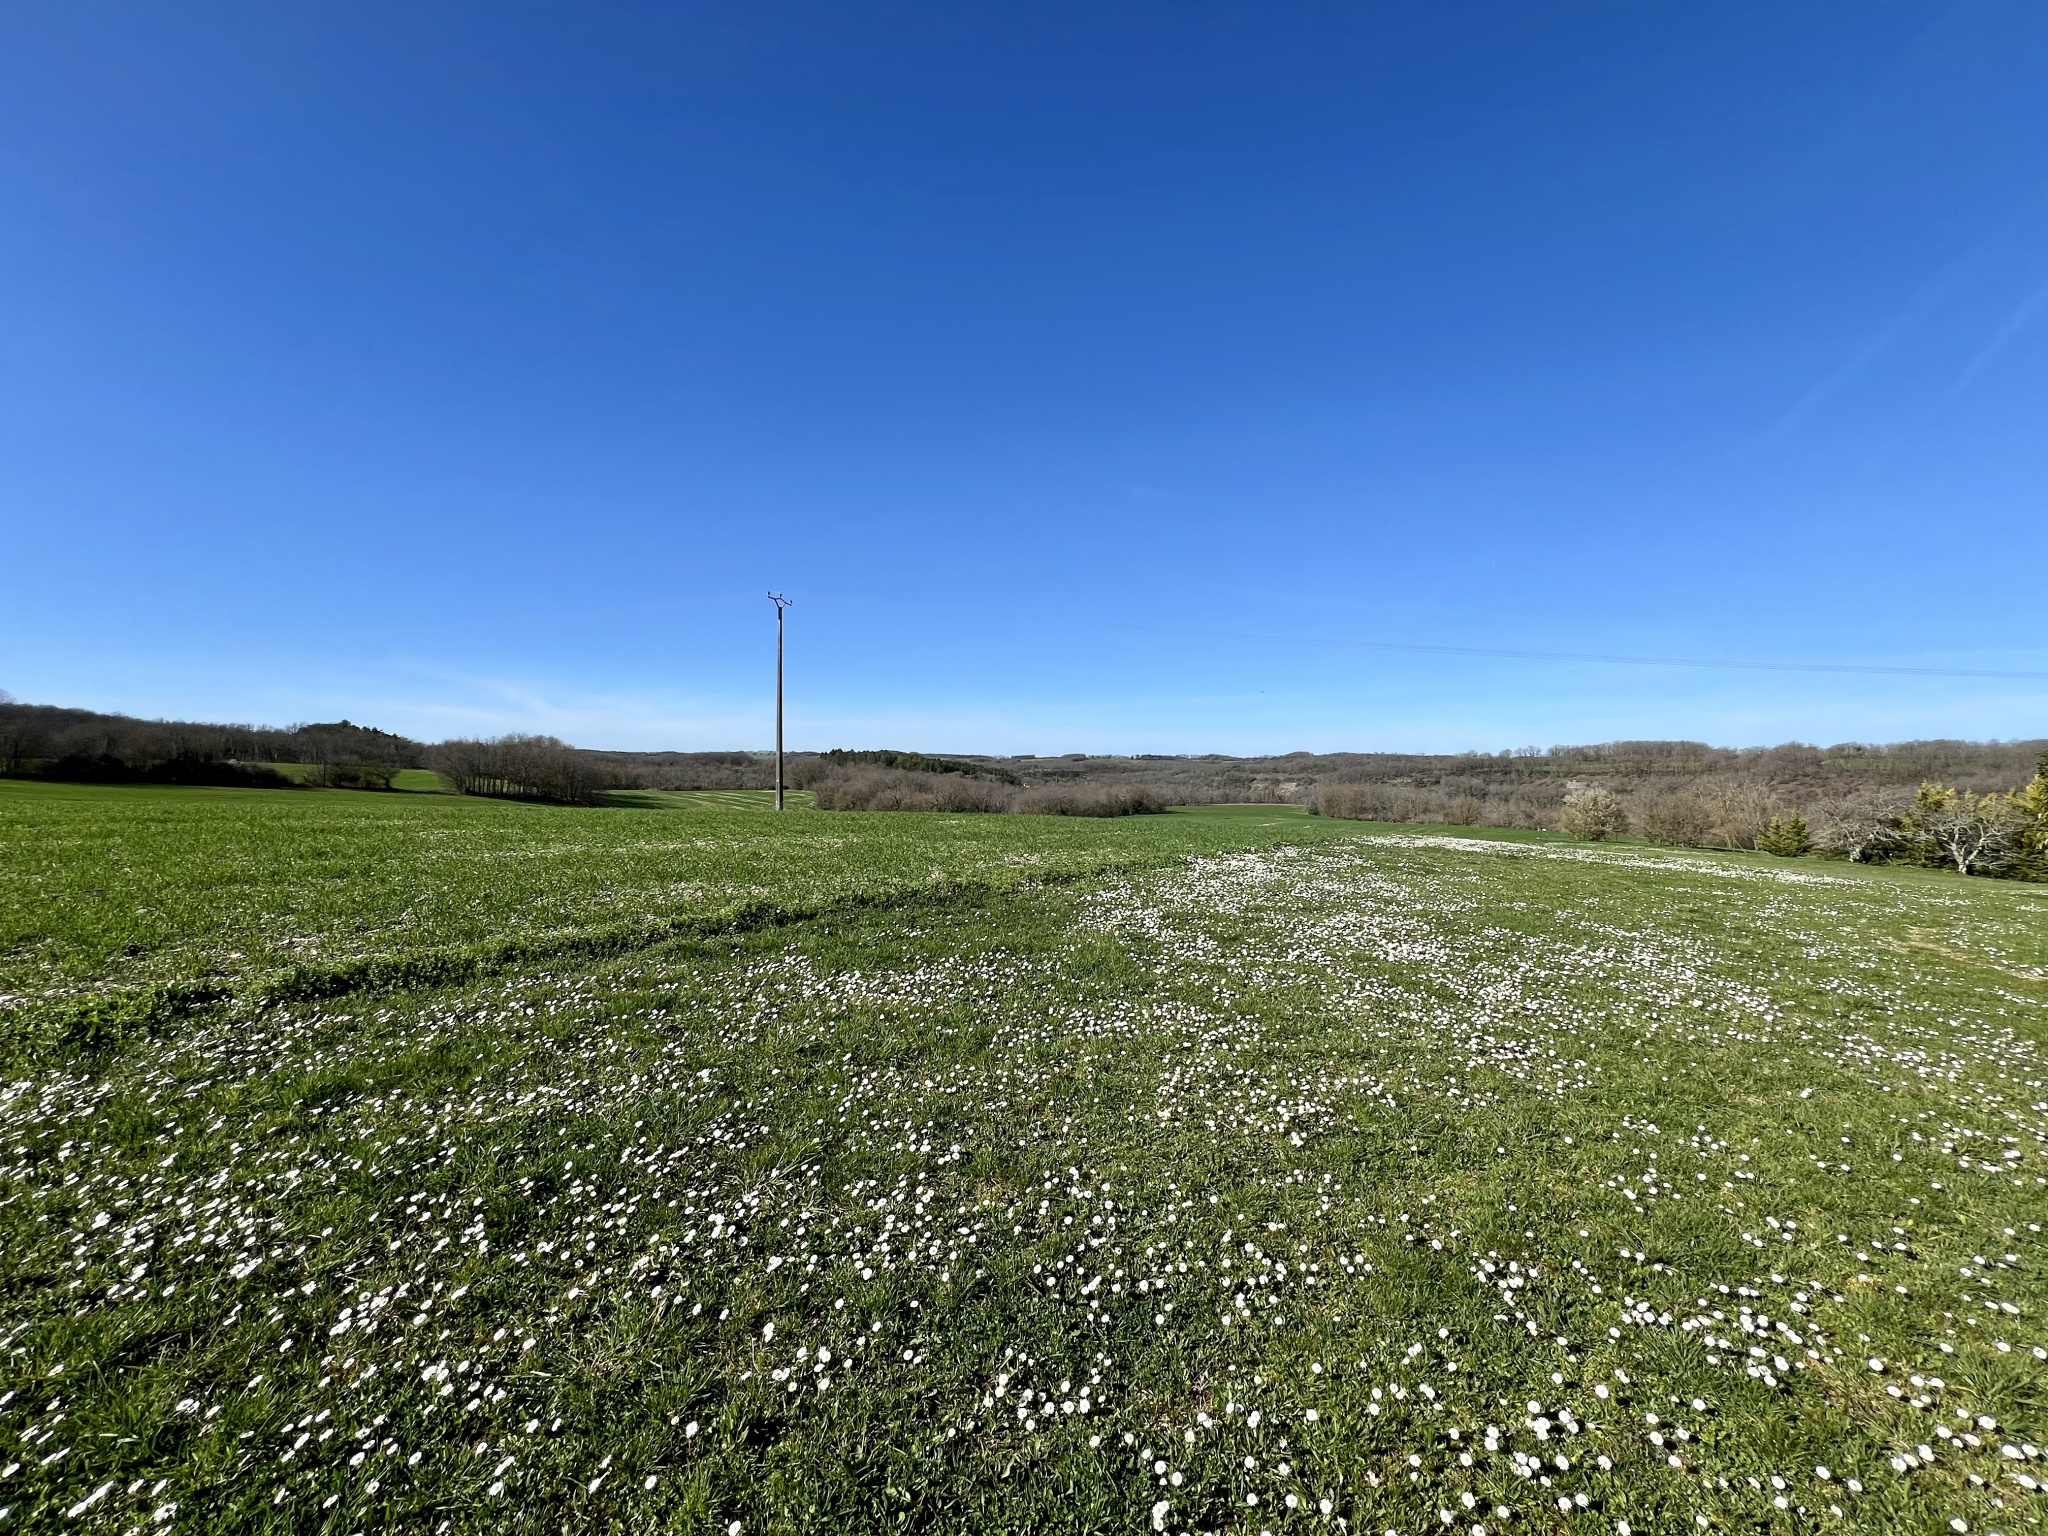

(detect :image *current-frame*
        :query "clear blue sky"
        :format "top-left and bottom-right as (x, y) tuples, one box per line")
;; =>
(4, 3), (2045, 754)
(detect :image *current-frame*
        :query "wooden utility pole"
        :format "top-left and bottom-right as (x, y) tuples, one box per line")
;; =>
(769, 592), (792, 809)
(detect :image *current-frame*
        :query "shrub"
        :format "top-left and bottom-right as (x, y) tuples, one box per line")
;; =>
(1637, 790), (1713, 847)
(1014, 785), (1167, 817)
(1812, 794), (1911, 863)
(1662, 782), (1794, 856)
(1309, 784), (1398, 821)
(1558, 784), (1628, 841)
(1755, 814), (1812, 857)
(811, 768), (1007, 812)
(322, 763), (399, 790)
(1309, 784), (1454, 822)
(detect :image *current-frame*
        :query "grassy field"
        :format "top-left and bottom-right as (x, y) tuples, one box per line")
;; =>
(597, 790), (818, 814)
(0, 782), (1351, 1034)
(1, 786), (2045, 1535)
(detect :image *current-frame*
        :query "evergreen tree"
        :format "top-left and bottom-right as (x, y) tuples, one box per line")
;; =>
(2012, 754), (2048, 882)
(1756, 813), (1812, 857)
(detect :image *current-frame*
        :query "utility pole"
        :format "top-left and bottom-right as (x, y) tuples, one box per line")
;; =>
(768, 592), (792, 809)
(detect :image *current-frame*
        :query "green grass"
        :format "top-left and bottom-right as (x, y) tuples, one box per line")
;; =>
(390, 769), (455, 794)
(0, 781), (1354, 1030)
(2, 788), (2045, 1534)
(597, 789), (817, 813)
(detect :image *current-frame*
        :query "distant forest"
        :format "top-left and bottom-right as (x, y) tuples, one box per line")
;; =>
(0, 700), (425, 789)
(3, 695), (2042, 870)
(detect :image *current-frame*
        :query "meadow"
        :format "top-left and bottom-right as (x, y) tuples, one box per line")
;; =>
(0, 782), (1333, 1040)
(1, 784), (2044, 1535)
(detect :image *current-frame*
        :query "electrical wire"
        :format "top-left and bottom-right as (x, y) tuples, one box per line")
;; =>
(1091, 623), (2048, 681)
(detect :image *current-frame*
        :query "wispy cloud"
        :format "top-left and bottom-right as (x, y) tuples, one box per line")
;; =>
(1951, 272), (2048, 394)
(1758, 294), (1944, 445)
(1753, 254), (1981, 448)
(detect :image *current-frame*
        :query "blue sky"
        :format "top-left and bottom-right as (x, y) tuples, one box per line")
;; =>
(4, 2), (2045, 754)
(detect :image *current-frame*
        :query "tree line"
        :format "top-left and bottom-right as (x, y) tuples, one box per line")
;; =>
(428, 736), (607, 805)
(1312, 758), (2048, 881)
(0, 699), (785, 804)
(0, 702), (424, 789)
(6, 691), (2042, 854)
(810, 766), (1163, 816)
(817, 748), (1021, 784)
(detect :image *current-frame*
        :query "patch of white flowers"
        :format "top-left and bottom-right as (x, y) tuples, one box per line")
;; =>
(0, 837), (2039, 1533)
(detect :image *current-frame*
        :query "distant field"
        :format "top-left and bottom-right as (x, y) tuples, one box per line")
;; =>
(265, 766), (450, 792)
(2, 786), (2045, 1535)
(599, 788), (817, 813)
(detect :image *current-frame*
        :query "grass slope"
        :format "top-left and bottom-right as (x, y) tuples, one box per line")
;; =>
(1, 792), (2045, 1534)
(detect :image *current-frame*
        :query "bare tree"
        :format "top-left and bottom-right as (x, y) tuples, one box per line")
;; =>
(1696, 782), (1779, 850)
(1637, 790), (1713, 846)
(431, 735), (603, 804)
(1914, 787), (2024, 876)
(1811, 794), (1911, 863)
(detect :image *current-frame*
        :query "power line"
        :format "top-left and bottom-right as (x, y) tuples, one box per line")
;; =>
(1092, 623), (2048, 682)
